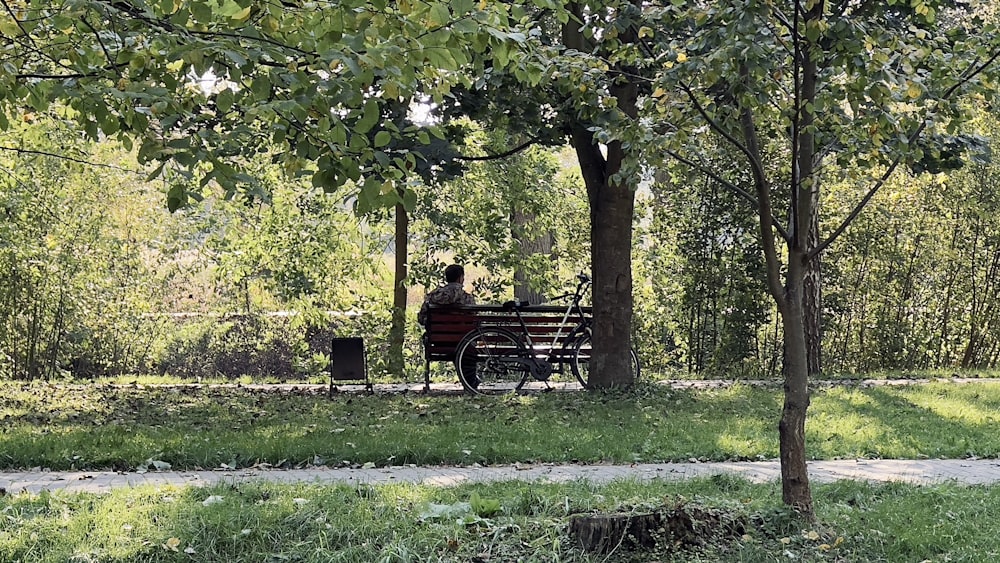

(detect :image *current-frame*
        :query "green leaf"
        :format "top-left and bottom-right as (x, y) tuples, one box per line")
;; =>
(356, 99), (380, 134)
(312, 167), (340, 189)
(216, 88), (235, 113)
(402, 187), (417, 211)
(166, 183), (186, 212)
(429, 4), (451, 27)
(146, 162), (166, 181)
(190, 0), (212, 21)
(374, 130), (392, 148)
(470, 493), (500, 517)
(452, 0), (475, 15)
(216, 0), (245, 18)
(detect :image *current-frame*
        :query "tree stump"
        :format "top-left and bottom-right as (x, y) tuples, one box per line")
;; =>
(569, 506), (745, 554)
(569, 512), (665, 554)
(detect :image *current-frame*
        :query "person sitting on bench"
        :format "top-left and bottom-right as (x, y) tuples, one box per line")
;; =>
(417, 264), (476, 326)
(418, 264), (479, 389)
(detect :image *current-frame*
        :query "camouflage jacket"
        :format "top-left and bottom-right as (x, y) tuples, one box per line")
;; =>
(417, 282), (476, 326)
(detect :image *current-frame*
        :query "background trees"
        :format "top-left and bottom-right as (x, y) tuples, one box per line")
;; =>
(0, 116), (169, 379)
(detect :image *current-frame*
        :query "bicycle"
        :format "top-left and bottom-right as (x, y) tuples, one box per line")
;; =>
(453, 273), (641, 394)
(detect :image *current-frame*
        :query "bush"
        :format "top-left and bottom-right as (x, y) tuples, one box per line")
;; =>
(155, 314), (338, 380)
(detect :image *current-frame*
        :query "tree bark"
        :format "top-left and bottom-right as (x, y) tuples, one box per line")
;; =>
(569, 506), (746, 554)
(775, 0), (822, 517)
(511, 206), (552, 305)
(562, 1), (640, 388)
(388, 201), (408, 376)
(779, 253), (813, 516)
(804, 191), (822, 375)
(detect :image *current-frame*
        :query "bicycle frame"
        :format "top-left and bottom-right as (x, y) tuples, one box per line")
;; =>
(454, 272), (639, 393)
(512, 273), (592, 367)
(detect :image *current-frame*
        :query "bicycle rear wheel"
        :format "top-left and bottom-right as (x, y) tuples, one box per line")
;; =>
(570, 334), (641, 389)
(455, 328), (530, 395)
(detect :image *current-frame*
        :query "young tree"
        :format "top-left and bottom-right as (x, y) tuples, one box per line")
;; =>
(649, 0), (1000, 516)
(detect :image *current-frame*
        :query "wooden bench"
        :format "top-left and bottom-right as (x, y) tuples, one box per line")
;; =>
(421, 304), (591, 390)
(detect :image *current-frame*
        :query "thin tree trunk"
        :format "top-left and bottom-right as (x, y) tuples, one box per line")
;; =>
(388, 201), (408, 376)
(804, 191), (822, 375)
(778, 264), (812, 514)
(937, 224), (960, 366)
(838, 248), (868, 370)
(962, 222), (982, 368)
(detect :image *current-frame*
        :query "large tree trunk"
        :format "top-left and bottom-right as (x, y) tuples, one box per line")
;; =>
(388, 201), (408, 376)
(562, 1), (640, 388)
(569, 129), (636, 387)
(591, 149), (635, 386)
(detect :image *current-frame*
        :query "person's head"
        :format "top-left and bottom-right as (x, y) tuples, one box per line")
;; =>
(444, 264), (465, 284)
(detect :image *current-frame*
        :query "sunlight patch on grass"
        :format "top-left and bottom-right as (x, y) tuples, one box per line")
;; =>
(715, 419), (779, 459)
(916, 396), (996, 424)
(8, 382), (1000, 470)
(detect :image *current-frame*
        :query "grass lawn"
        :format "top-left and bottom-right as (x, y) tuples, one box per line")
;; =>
(2, 477), (999, 562)
(2, 380), (1000, 471)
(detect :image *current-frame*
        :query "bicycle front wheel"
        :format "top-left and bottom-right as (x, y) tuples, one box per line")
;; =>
(570, 334), (641, 389)
(455, 328), (530, 395)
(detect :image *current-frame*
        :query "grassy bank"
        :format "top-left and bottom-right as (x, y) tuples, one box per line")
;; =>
(2, 381), (1000, 471)
(2, 477), (999, 562)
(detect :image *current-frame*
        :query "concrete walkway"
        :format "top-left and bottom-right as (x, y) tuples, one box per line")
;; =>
(75, 376), (1000, 397)
(4, 459), (1000, 495)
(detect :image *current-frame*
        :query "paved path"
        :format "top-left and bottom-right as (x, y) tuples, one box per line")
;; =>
(4, 459), (1000, 495)
(71, 376), (1000, 396)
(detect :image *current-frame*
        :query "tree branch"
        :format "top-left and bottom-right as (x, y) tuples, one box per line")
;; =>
(456, 137), (539, 161)
(812, 44), (1000, 260)
(679, 82), (759, 172)
(0, 146), (142, 173)
(1, 0), (33, 44)
(80, 16), (124, 79)
(664, 148), (790, 241)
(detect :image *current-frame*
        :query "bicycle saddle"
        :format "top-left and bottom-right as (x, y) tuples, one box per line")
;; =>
(501, 300), (521, 311)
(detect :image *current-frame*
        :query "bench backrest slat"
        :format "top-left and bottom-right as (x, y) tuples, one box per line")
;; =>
(423, 304), (591, 363)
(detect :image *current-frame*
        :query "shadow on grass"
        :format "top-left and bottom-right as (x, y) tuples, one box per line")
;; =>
(2, 382), (999, 471)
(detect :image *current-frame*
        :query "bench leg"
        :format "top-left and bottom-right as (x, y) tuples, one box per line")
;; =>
(424, 358), (431, 392)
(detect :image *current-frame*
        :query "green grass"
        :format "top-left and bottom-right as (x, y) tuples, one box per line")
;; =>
(2, 477), (1000, 562)
(3, 381), (1000, 471)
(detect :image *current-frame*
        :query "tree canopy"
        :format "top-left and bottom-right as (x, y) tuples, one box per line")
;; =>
(0, 0), (534, 208)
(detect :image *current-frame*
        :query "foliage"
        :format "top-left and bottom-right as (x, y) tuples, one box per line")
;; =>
(153, 314), (340, 380)
(0, 117), (170, 380)
(0, 0), (529, 209)
(635, 157), (771, 376)
(410, 128), (589, 301)
(822, 110), (1000, 372)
